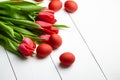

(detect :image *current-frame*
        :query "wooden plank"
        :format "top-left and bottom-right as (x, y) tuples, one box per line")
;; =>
(70, 0), (120, 80)
(6, 51), (61, 80)
(49, 6), (106, 80)
(0, 46), (16, 80)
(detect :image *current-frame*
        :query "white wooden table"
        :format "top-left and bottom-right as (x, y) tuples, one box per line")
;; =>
(0, 0), (120, 80)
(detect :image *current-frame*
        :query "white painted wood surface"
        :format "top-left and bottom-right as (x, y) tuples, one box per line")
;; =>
(0, 0), (120, 80)
(70, 0), (120, 80)
(0, 46), (16, 80)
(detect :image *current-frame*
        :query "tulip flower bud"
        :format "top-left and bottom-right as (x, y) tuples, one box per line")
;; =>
(40, 34), (51, 43)
(36, 21), (59, 34)
(22, 38), (36, 49)
(36, 20), (52, 29)
(19, 38), (36, 56)
(38, 12), (57, 24)
(42, 8), (55, 14)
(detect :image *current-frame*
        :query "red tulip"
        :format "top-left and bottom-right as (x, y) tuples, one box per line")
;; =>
(41, 28), (56, 34)
(42, 8), (55, 14)
(38, 12), (57, 24)
(34, 0), (43, 2)
(50, 27), (59, 34)
(19, 38), (36, 56)
(36, 20), (52, 29)
(40, 34), (51, 43)
(22, 38), (36, 49)
(41, 26), (59, 34)
(36, 20), (59, 34)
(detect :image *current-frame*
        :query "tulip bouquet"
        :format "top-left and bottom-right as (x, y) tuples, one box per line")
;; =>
(0, 1), (68, 59)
